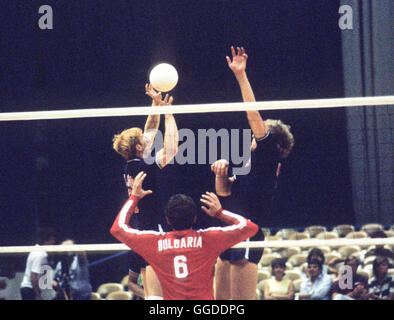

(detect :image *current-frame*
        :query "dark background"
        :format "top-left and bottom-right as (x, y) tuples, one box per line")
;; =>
(0, 0), (355, 288)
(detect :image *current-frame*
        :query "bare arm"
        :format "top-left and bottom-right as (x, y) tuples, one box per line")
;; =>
(144, 83), (162, 146)
(298, 293), (312, 300)
(30, 272), (42, 300)
(211, 159), (233, 196)
(226, 46), (268, 139)
(263, 282), (277, 300)
(156, 95), (178, 168)
(272, 281), (294, 300)
(128, 271), (145, 299)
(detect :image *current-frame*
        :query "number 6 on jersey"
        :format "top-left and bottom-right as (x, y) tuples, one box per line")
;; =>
(174, 255), (188, 279)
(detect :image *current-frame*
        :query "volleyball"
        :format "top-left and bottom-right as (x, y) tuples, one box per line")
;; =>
(149, 63), (178, 92)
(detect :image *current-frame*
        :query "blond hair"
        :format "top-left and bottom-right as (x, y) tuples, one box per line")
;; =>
(265, 119), (295, 159)
(112, 127), (144, 160)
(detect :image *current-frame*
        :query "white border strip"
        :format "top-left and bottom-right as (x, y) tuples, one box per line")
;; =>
(1, 96), (393, 121)
(0, 238), (392, 253)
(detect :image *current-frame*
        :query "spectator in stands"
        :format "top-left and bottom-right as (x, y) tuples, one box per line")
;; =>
(332, 255), (369, 300)
(20, 227), (56, 300)
(302, 248), (327, 277)
(298, 258), (332, 300)
(368, 256), (394, 300)
(301, 248), (340, 279)
(52, 239), (92, 300)
(364, 231), (394, 265)
(264, 258), (294, 300)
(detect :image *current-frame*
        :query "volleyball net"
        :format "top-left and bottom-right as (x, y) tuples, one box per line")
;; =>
(1, 95), (393, 272)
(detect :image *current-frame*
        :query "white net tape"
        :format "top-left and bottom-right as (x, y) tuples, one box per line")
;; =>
(1, 96), (393, 121)
(1, 95), (393, 254)
(1, 237), (393, 254)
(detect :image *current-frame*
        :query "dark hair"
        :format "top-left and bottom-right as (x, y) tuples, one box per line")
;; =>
(308, 258), (323, 270)
(345, 255), (360, 266)
(271, 258), (287, 275)
(36, 227), (56, 245)
(372, 256), (389, 278)
(308, 248), (325, 264)
(165, 194), (197, 230)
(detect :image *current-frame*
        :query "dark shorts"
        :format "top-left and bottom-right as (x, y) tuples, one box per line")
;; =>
(20, 287), (36, 300)
(127, 250), (148, 274)
(219, 227), (265, 264)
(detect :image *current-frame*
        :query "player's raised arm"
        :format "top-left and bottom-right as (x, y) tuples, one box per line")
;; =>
(110, 172), (153, 244)
(143, 83), (162, 147)
(211, 159), (234, 196)
(226, 46), (268, 139)
(156, 94), (178, 168)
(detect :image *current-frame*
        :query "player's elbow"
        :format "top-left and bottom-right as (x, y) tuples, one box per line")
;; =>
(110, 224), (121, 239)
(249, 222), (259, 237)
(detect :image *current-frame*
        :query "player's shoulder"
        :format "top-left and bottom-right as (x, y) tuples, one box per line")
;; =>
(126, 158), (154, 172)
(29, 249), (47, 259)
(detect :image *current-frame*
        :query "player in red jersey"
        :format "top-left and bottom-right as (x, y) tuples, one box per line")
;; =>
(110, 171), (258, 300)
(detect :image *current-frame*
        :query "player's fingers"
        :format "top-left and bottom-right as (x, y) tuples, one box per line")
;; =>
(206, 192), (218, 202)
(230, 46), (235, 57)
(135, 172), (146, 186)
(236, 47), (241, 56)
(200, 206), (209, 214)
(203, 193), (216, 203)
(134, 171), (143, 181)
(200, 198), (211, 206)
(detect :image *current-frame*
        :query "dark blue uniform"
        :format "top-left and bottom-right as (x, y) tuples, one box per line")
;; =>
(220, 131), (281, 264)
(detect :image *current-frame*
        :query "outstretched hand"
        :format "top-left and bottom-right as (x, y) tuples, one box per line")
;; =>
(145, 83), (174, 106)
(200, 192), (222, 217)
(145, 83), (162, 106)
(131, 171), (153, 199)
(226, 46), (248, 75)
(160, 93), (174, 106)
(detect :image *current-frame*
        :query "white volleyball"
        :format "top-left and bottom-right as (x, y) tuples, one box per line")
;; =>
(149, 63), (178, 92)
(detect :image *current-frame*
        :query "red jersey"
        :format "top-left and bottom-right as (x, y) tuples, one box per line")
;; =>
(111, 195), (258, 300)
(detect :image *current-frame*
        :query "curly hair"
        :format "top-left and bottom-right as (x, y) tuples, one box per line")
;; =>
(112, 127), (144, 160)
(265, 119), (295, 159)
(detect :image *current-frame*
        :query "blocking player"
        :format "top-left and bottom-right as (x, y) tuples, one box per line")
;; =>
(112, 84), (178, 299)
(110, 171), (258, 300)
(211, 46), (295, 299)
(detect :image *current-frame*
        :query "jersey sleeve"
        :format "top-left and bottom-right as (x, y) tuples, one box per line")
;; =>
(110, 195), (161, 259)
(253, 130), (280, 164)
(202, 208), (259, 254)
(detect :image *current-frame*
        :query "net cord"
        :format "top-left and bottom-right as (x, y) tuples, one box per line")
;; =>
(1, 96), (393, 121)
(1, 238), (393, 254)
